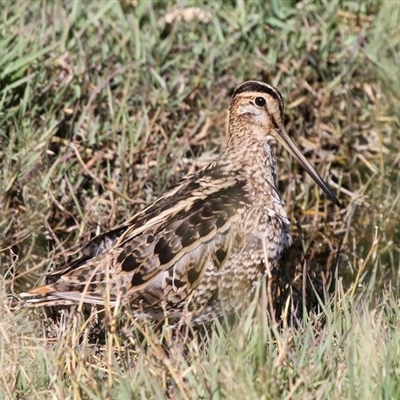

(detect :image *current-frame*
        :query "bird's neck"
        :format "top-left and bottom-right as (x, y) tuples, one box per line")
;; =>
(221, 126), (279, 193)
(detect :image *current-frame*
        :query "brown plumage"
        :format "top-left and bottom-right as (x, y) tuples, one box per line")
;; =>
(20, 81), (340, 324)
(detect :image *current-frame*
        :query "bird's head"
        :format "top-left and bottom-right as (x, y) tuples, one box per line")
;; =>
(229, 81), (340, 207)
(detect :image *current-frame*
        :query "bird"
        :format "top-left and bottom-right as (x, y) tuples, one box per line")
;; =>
(20, 81), (340, 325)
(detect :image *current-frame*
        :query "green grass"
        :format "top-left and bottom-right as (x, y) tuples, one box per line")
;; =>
(1, 1), (400, 398)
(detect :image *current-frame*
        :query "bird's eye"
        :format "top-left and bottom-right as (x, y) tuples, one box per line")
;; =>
(255, 97), (266, 107)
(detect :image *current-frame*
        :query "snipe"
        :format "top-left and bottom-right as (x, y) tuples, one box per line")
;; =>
(21, 81), (340, 324)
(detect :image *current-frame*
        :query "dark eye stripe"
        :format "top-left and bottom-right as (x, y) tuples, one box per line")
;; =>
(233, 81), (284, 116)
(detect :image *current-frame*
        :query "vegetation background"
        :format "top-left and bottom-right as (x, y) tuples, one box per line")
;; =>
(0, 1), (399, 398)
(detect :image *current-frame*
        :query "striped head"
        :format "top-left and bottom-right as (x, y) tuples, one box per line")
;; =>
(229, 81), (340, 206)
(233, 80), (284, 119)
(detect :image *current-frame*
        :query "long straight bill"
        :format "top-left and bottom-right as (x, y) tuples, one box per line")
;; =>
(277, 128), (341, 207)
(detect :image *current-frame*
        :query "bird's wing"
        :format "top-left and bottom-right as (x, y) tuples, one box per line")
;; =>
(23, 171), (250, 308)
